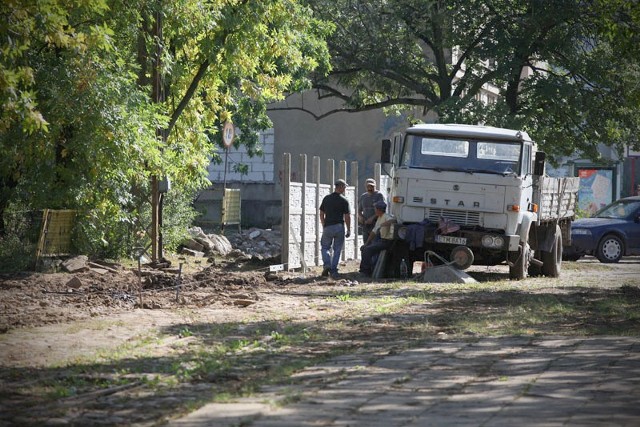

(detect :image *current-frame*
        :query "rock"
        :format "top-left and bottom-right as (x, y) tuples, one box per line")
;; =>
(264, 271), (279, 281)
(179, 248), (205, 257)
(188, 226), (208, 240)
(66, 276), (83, 289)
(194, 235), (216, 252)
(62, 256), (88, 273)
(88, 261), (118, 273)
(208, 234), (233, 255)
(231, 299), (255, 307)
(227, 227), (282, 260)
(181, 238), (205, 252)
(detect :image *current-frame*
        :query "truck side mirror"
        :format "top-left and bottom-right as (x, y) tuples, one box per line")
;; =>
(534, 151), (546, 176)
(381, 139), (391, 163)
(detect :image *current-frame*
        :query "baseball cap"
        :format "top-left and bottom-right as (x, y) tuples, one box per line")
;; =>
(334, 179), (348, 187)
(365, 178), (376, 186)
(374, 200), (387, 210)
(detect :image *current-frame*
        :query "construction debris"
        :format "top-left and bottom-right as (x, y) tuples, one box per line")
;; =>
(62, 256), (89, 273)
(187, 227), (233, 255)
(227, 227), (282, 261)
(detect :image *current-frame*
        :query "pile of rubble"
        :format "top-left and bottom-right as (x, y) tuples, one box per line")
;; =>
(181, 226), (282, 262)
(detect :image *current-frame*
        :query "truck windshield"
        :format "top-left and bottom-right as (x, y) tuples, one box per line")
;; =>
(402, 135), (522, 175)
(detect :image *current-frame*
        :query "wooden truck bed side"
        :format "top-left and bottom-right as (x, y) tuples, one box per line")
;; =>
(537, 176), (580, 222)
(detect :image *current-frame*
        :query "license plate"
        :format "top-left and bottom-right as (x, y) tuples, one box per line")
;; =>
(435, 235), (467, 245)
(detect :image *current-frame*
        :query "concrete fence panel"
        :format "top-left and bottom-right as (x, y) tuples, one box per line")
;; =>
(282, 153), (360, 271)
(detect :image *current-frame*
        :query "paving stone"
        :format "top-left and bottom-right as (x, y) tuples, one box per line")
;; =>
(168, 336), (640, 426)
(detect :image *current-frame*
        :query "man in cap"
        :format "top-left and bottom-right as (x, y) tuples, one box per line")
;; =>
(359, 200), (396, 277)
(319, 179), (352, 279)
(358, 178), (385, 239)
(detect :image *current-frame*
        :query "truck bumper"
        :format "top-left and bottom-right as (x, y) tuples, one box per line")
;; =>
(423, 229), (518, 252)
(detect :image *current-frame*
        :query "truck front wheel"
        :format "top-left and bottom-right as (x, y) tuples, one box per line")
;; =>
(509, 242), (531, 280)
(541, 225), (563, 277)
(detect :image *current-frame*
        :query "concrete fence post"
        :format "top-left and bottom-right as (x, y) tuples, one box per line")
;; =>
(299, 154), (307, 273)
(282, 153), (291, 268)
(313, 156), (321, 266)
(350, 161), (359, 259)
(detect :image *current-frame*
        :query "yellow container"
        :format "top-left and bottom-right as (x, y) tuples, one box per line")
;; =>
(36, 209), (76, 256)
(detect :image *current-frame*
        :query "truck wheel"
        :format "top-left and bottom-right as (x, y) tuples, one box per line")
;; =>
(509, 242), (531, 280)
(541, 225), (562, 277)
(596, 234), (623, 263)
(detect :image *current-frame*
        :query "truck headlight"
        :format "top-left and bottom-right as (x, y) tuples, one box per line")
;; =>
(481, 235), (505, 248)
(572, 229), (592, 236)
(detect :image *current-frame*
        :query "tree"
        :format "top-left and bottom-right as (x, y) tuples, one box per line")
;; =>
(279, 0), (640, 159)
(0, 0), (331, 259)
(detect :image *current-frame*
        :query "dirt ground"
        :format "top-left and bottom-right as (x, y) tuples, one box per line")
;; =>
(1, 257), (639, 365)
(0, 258), (276, 333)
(0, 256), (366, 367)
(0, 256), (639, 426)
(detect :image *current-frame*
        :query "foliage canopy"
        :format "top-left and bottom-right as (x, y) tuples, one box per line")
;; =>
(0, 0), (331, 260)
(298, 0), (640, 160)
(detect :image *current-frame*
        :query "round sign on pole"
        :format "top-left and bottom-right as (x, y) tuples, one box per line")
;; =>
(223, 121), (235, 148)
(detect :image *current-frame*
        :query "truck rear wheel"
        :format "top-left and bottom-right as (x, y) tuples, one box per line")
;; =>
(509, 242), (531, 280)
(541, 225), (562, 277)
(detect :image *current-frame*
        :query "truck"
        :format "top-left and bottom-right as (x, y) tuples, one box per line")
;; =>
(379, 123), (580, 280)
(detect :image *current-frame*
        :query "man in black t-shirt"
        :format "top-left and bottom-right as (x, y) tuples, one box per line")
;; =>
(319, 179), (351, 279)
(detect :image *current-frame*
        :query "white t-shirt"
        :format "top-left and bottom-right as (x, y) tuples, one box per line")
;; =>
(372, 213), (394, 240)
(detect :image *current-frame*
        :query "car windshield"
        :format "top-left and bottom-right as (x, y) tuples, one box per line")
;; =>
(595, 200), (640, 219)
(402, 135), (522, 175)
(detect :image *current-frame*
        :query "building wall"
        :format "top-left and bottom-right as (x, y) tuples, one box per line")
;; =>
(207, 129), (276, 183)
(195, 130), (281, 229)
(268, 92), (431, 191)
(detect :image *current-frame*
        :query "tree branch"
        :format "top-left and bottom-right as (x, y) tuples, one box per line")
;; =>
(267, 95), (430, 121)
(165, 59), (210, 137)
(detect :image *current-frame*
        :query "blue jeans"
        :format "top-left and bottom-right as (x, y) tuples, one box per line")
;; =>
(321, 223), (345, 274)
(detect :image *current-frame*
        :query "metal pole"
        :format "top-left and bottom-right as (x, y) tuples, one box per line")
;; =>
(222, 147), (229, 232)
(175, 262), (183, 302)
(631, 157), (636, 196)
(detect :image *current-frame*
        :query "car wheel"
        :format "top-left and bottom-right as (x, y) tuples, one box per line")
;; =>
(596, 234), (624, 263)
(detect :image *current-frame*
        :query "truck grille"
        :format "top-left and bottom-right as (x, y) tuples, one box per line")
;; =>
(428, 209), (480, 226)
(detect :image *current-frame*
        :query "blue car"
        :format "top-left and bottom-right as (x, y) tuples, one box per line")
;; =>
(564, 196), (640, 263)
